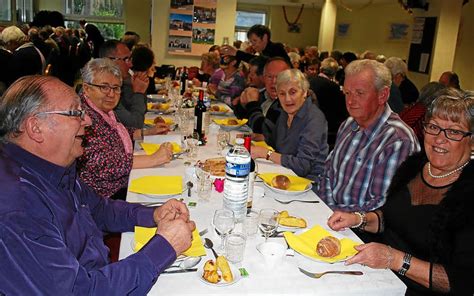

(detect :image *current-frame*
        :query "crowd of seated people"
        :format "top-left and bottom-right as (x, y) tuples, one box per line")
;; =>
(1, 19), (474, 295)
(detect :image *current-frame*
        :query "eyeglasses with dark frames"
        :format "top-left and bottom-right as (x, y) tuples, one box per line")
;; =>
(423, 122), (472, 141)
(107, 56), (131, 63)
(85, 82), (121, 94)
(36, 110), (86, 120)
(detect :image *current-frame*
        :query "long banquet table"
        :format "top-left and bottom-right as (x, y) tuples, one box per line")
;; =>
(119, 110), (406, 295)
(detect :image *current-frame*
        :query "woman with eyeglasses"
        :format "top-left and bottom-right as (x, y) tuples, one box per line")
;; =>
(326, 93), (474, 295)
(77, 58), (173, 200)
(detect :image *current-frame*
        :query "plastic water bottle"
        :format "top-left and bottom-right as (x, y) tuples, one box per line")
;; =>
(223, 138), (251, 221)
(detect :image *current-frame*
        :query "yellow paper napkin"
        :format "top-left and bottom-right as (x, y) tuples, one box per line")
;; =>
(252, 141), (275, 151)
(144, 117), (174, 126)
(129, 176), (183, 195)
(139, 142), (181, 155)
(258, 173), (312, 191)
(213, 118), (248, 126)
(134, 227), (206, 257)
(284, 225), (360, 263)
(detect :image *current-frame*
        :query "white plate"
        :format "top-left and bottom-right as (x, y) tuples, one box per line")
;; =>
(148, 108), (175, 115)
(210, 105), (231, 115)
(198, 261), (242, 287)
(263, 181), (312, 196)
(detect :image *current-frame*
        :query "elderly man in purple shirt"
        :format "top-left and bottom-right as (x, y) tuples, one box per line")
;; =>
(0, 76), (195, 294)
(318, 59), (420, 212)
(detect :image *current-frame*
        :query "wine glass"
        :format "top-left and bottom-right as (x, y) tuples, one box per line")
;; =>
(259, 209), (279, 241)
(213, 209), (235, 253)
(216, 130), (230, 154)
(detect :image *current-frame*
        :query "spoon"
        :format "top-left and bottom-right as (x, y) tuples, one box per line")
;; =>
(204, 238), (219, 258)
(168, 256), (202, 270)
(187, 181), (193, 197)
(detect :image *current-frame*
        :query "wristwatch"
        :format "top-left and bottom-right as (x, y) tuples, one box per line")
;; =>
(265, 150), (273, 160)
(398, 253), (412, 276)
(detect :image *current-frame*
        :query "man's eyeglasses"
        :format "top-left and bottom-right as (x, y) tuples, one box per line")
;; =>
(108, 56), (131, 63)
(86, 83), (121, 94)
(36, 110), (86, 120)
(423, 122), (472, 141)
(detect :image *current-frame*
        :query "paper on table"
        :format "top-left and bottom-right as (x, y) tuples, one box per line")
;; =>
(284, 225), (360, 263)
(144, 117), (174, 126)
(213, 118), (248, 126)
(129, 176), (183, 195)
(134, 227), (206, 257)
(258, 173), (312, 191)
(140, 142), (181, 155)
(252, 141), (274, 151)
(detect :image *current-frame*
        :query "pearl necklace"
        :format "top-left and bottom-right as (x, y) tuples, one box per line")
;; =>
(427, 161), (470, 179)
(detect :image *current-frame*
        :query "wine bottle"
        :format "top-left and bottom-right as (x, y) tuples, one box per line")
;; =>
(194, 89), (207, 143)
(243, 134), (256, 213)
(180, 66), (188, 96)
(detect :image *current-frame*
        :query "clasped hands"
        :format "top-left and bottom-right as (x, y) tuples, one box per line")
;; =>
(153, 199), (196, 255)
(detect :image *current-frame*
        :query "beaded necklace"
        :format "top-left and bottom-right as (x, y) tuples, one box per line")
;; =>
(427, 161), (470, 179)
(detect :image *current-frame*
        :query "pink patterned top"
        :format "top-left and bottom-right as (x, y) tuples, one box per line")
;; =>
(77, 96), (135, 198)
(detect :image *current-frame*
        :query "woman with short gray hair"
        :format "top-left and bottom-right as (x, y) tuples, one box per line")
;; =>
(77, 58), (173, 199)
(251, 69), (328, 182)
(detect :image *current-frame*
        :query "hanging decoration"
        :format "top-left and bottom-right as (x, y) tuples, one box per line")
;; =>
(282, 4), (304, 33)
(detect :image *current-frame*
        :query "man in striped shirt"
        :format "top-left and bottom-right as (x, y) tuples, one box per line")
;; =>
(318, 59), (420, 212)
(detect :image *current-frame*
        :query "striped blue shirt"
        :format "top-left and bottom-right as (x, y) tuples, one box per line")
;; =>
(318, 105), (420, 211)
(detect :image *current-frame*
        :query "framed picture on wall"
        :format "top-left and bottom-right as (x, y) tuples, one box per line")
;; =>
(337, 23), (350, 37)
(388, 23), (409, 40)
(168, 0), (217, 56)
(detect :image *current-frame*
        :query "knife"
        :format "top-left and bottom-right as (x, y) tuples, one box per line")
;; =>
(162, 268), (198, 274)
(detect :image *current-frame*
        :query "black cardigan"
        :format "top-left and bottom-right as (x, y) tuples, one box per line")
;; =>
(385, 152), (474, 295)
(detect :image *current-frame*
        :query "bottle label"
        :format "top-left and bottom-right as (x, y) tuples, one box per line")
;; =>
(225, 162), (250, 177)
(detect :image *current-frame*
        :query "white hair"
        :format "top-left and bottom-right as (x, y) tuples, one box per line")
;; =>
(1, 26), (26, 45)
(384, 57), (408, 78)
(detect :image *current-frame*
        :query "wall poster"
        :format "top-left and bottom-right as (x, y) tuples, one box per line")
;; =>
(168, 0), (217, 56)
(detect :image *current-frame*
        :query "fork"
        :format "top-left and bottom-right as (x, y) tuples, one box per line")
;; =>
(298, 267), (363, 279)
(276, 199), (320, 204)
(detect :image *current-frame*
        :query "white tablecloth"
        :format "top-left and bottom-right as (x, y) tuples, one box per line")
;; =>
(119, 115), (406, 295)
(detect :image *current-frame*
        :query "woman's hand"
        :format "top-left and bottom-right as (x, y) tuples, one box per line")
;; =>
(151, 142), (173, 166)
(345, 243), (399, 270)
(327, 211), (360, 231)
(251, 146), (267, 159)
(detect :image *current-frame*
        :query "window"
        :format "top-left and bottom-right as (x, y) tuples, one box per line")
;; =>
(0, 0), (33, 23)
(0, 0), (12, 22)
(234, 10), (267, 42)
(64, 0), (125, 40)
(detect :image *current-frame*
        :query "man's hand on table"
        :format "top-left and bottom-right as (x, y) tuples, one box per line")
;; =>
(154, 199), (196, 255)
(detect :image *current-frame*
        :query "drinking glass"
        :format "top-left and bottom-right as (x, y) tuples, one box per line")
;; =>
(216, 130), (230, 154)
(259, 209), (279, 241)
(197, 170), (212, 201)
(213, 209), (235, 252)
(225, 232), (246, 263)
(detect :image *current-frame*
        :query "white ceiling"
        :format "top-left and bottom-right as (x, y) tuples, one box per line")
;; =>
(237, 0), (394, 8)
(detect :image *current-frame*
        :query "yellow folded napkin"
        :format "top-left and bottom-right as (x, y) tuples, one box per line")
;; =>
(284, 225), (360, 263)
(144, 117), (174, 126)
(213, 118), (248, 126)
(258, 173), (312, 191)
(252, 141), (275, 151)
(139, 142), (181, 155)
(134, 227), (206, 257)
(129, 176), (183, 195)
(147, 102), (170, 111)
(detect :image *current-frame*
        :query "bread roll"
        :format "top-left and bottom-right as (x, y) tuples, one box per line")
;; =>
(211, 105), (221, 111)
(316, 236), (341, 258)
(227, 119), (239, 125)
(153, 116), (165, 124)
(271, 175), (291, 190)
(203, 270), (221, 283)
